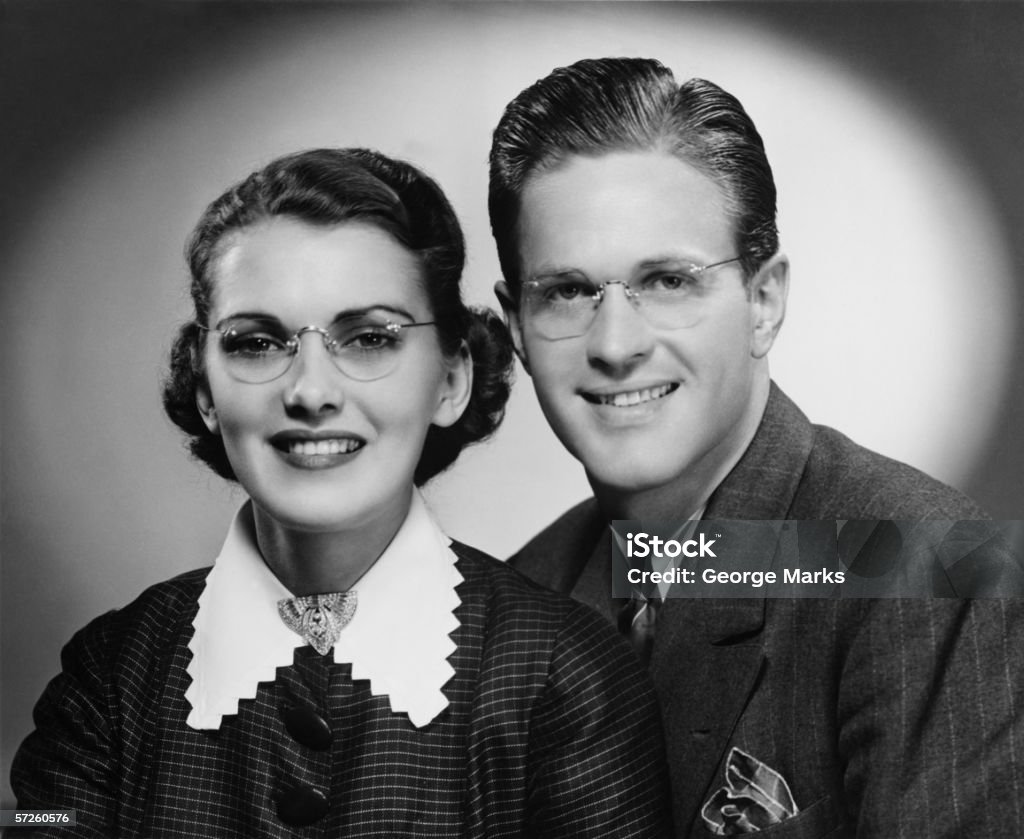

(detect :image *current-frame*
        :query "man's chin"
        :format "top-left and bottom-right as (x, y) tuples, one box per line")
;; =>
(583, 460), (689, 499)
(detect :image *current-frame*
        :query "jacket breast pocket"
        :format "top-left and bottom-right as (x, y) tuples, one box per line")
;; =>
(695, 794), (847, 839)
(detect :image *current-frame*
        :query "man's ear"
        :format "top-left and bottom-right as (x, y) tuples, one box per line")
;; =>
(749, 253), (789, 359)
(432, 340), (473, 429)
(494, 280), (530, 375)
(195, 384), (220, 435)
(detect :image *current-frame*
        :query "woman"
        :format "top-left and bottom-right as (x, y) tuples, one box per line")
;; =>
(12, 148), (669, 837)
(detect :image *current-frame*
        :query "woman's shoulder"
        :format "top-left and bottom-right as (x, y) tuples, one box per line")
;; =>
(449, 540), (654, 723)
(101, 567), (209, 627)
(449, 540), (627, 647)
(450, 539), (574, 609)
(63, 567), (210, 671)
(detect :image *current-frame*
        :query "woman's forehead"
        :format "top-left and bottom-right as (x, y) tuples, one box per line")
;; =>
(208, 217), (429, 321)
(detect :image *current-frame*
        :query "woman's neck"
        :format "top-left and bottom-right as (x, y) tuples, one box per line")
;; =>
(251, 494), (411, 596)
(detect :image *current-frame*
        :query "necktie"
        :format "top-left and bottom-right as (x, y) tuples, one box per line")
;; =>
(277, 592), (357, 656)
(619, 595), (661, 663)
(616, 517), (697, 662)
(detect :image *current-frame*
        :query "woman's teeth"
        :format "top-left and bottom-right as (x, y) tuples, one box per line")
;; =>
(288, 439), (362, 456)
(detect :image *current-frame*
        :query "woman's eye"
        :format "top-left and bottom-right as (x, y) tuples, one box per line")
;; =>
(224, 333), (285, 355)
(345, 329), (398, 351)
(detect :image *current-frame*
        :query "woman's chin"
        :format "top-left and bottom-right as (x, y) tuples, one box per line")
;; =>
(250, 488), (410, 538)
(251, 497), (360, 535)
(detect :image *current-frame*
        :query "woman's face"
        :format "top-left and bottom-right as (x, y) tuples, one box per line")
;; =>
(197, 216), (470, 536)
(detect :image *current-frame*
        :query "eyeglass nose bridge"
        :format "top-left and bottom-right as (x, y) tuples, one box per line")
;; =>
(281, 325), (344, 376)
(290, 324), (336, 348)
(592, 280), (641, 308)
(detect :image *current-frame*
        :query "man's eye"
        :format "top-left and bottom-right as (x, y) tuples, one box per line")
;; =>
(545, 281), (592, 302)
(643, 273), (698, 293)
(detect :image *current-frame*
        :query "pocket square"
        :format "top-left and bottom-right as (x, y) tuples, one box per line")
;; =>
(701, 747), (799, 835)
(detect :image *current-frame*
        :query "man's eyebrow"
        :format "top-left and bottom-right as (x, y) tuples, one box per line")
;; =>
(525, 253), (709, 283)
(636, 253), (705, 270)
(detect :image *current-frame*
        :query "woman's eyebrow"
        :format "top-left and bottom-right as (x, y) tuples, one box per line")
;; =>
(214, 311), (281, 329)
(215, 305), (419, 329)
(527, 267), (589, 283)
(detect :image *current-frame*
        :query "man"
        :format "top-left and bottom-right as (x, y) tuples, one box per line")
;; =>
(489, 57), (1024, 837)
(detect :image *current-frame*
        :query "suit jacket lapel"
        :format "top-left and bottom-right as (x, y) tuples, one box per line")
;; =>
(658, 385), (813, 833)
(652, 595), (765, 835)
(704, 382), (814, 520)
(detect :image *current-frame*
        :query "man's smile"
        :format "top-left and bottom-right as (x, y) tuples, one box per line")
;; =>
(581, 382), (679, 407)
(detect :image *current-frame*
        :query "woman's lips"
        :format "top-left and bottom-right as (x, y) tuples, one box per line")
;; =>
(269, 432), (367, 467)
(281, 438), (363, 456)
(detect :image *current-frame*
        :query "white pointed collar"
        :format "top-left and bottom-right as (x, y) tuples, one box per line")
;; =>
(185, 491), (462, 730)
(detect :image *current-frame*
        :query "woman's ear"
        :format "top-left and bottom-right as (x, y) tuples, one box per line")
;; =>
(749, 253), (789, 359)
(195, 384), (220, 435)
(432, 340), (473, 428)
(494, 280), (530, 375)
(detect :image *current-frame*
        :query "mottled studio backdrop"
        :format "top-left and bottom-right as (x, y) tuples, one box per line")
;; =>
(3, 1), (1024, 806)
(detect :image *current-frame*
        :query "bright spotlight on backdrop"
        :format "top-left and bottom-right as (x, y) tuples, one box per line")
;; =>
(3, 3), (1023, 807)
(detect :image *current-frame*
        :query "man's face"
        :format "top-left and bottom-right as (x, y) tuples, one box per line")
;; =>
(502, 150), (784, 504)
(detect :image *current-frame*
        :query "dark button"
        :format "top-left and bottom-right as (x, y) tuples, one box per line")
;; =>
(276, 786), (329, 826)
(282, 705), (333, 750)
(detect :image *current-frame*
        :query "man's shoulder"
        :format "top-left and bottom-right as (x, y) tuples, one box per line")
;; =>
(714, 383), (988, 519)
(513, 498), (603, 556)
(796, 422), (986, 519)
(506, 498), (603, 593)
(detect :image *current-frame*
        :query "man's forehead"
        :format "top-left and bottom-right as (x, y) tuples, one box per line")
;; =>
(516, 150), (736, 273)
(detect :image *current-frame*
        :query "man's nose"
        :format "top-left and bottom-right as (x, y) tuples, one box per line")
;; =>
(282, 333), (346, 418)
(585, 283), (656, 372)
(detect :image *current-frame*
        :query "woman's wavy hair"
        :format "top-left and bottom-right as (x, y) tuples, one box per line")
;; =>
(162, 147), (514, 485)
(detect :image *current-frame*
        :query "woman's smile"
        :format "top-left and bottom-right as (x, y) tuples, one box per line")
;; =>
(199, 218), (463, 536)
(269, 430), (367, 468)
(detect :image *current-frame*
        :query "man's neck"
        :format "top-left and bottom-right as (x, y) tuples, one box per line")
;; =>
(590, 376), (771, 521)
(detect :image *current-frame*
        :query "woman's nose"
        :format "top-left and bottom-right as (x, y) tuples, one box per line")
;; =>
(282, 333), (346, 417)
(585, 283), (656, 373)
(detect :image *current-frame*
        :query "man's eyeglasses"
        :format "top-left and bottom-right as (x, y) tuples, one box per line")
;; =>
(520, 257), (742, 340)
(200, 315), (437, 383)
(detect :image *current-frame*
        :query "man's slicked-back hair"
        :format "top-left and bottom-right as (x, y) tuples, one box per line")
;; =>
(488, 57), (779, 291)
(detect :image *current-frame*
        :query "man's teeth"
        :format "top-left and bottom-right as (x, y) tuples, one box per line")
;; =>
(289, 439), (362, 455)
(598, 384), (673, 407)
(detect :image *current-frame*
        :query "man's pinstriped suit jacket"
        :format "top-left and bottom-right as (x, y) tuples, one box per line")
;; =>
(12, 543), (671, 838)
(511, 383), (1024, 838)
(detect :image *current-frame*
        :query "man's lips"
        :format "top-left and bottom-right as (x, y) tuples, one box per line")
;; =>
(581, 382), (679, 408)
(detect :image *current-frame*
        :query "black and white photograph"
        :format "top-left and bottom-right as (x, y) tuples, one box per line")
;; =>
(2, 2), (1024, 836)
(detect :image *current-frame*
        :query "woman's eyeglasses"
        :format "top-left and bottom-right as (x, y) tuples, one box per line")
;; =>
(200, 315), (437, 383)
